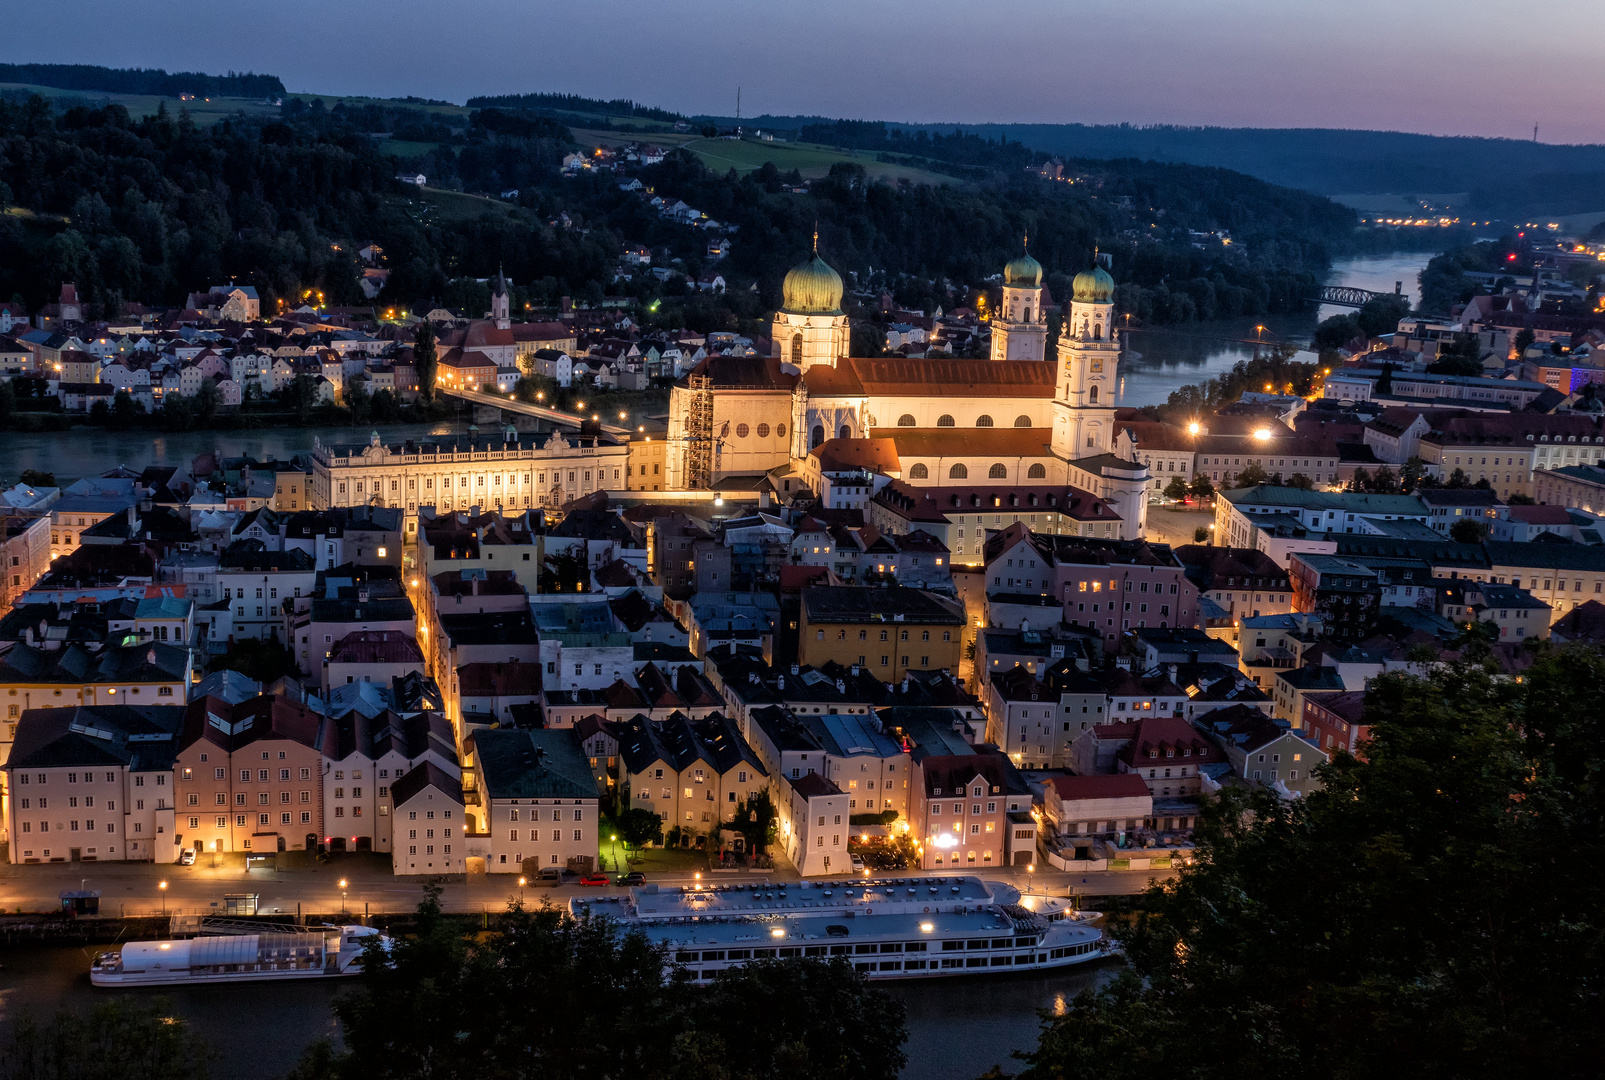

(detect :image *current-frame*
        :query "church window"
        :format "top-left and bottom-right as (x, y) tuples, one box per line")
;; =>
(757, 423), (770, 438)
(811, 426), (824, 448)
(1028, 463), (1047, 479)
(839, 425), (851, 440)
(1014, 415), (1032, 428)
(936, 415), (955, 427)
(988, 464), (1007, 479)
(1089, 386), (1099, 404)
(898, 414), (917, 427)
(949, 464), (969, 480)
(975, 415), (994, 428)
(736, 423), (750, 439)
(776, 423), (786, 438)
(791, 334), (803, 365)
(909, 463), (929, 479)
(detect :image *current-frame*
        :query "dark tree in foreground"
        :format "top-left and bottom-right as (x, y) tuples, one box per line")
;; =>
(0, 999), (214, 1080)
(291, 888), (907, 1080)
(1009, 648), (1605, 1080)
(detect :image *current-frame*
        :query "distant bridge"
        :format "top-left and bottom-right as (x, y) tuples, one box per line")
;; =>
(438, 388), (633, 438)
(1311, 284), (1402, 309)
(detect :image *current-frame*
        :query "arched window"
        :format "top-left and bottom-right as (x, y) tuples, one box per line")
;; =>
(1094, 323), (1103, 340)
(1014, 415), (1032, 428)
(909, 463), (929, 479)
(1088, 386), (1099, 404)
(948, 464), (968, 479)
(936, 414), (955, 427)
(898, 414), (917, 427)
(1023, 306), (1032, 322)
(1028, 463), (1047, 479)
(988, 463), (1008, 479)
(791, 334), (803, 365)
(810, 425), (824, 448)
(839, 424), (851, 440)
(975, 415), (994, 427)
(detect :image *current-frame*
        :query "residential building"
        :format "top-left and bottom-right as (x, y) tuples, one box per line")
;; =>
(1288, 554), (1382, 642)
(391, 762), (467, 876)
(3, 703), (185, 864)
(1041, 773), (1154, 841)
(797, 586), (965, 680)
(471, 727), (600, 873)
(911, 749), (1033, 871)
(1301, 689), (1371, 758)
(1199, 705), (1327, 798)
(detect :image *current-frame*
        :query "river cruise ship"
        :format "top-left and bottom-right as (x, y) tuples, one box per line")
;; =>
(90, 925), (384, 987)
(570, 875), (1110, 981)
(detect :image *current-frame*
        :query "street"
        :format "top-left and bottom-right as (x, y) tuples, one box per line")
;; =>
(0, 854), (1174, 919)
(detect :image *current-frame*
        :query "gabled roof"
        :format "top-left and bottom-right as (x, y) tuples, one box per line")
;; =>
(472, 728), (597, 800)
(389, 761), (464, 807)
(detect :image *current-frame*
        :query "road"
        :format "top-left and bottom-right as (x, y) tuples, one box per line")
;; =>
(0, 855), (1173, 919)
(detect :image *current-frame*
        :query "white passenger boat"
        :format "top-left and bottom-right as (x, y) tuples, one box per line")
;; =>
(90, 925), (385, 987)
(571, 875), (1112, 981)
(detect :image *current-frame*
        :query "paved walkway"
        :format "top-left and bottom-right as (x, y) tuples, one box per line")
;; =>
(0, 852), (1173, 919)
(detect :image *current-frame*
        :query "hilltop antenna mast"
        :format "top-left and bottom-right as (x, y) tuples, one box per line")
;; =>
(1534, 123), (1539, 143)
(736, 86), (741, 135)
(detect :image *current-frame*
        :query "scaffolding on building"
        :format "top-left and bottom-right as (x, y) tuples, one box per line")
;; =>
(684, 374), (715, 490)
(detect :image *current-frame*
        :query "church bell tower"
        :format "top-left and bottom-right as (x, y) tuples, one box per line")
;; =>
(990, 238), (1048, 362)
(1051, 258), (1120, 460)
(771, 235), (849, 374)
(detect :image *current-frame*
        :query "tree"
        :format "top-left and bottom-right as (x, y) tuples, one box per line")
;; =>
(109, 388), (143, 430)
(1375, 361), (1394, 395)
(1188, 474), (1215, 502)
(1233, 462), (1269, 488)
(1514, 327), (1536, 356)
(540, 548), (591, 593)
(617, 806), (664, 851)
(1400, 457), (1430, 493)
(1162, 476), (1190, 501)
(17, 469), (52, 488)
(295, 887), (908, 1080)
(0, 379), (14, 426)
(1449, 518), (1489, 544)
(194, 378), (219, 426)
(1427, 333), (1486, 376)
(284, 374), (321, 423)
(205, 638), (301, 682)
(1011, 649), (1605, 1080)
(1285, 472), (1315, 490)
(1445, 467), (1472, 489)
(344, 373), (371, 423)
(414, 323), (438, 401)
(370, 388), (400, 423)
(728, 789), (779, 855)
(0, 998), (215, 1080)
(1193, 526), (1210, 543)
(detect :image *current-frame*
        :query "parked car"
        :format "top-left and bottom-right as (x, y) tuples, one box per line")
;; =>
(850, 853), (865, 872)
(616, 871), (646, 886)
(177, 849), (197, 866)
(578, 873), (611, 887)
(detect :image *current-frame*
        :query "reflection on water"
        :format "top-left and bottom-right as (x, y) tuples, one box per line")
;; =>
(0, 943), (1119, 1080)
(1112, 253), (1430, 409)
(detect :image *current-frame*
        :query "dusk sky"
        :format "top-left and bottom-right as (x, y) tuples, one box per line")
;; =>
(6, 0), (1600, 143)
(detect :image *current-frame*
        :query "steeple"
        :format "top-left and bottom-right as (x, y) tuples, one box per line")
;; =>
(490, 265), (511, 328)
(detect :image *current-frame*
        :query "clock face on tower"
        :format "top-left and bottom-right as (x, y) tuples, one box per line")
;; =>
(1091, 358), (1103, 372)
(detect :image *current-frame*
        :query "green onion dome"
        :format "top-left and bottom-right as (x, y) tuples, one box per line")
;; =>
(1003, 252), (1043, 287)
(1072, 263), (1116, 303)
(782, 254), (844, 315)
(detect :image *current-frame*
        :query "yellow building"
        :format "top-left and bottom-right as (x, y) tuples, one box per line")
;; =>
(798, 585), (965, 680)
(626, 435), (667, 491)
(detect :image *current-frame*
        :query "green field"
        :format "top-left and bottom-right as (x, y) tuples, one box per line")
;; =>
(681, 137), (953, 185)
(0, 83), (278, 125)
(376, 139), (441, 158)
(287, 92), (472, 119)
(414, 186), (524, 223)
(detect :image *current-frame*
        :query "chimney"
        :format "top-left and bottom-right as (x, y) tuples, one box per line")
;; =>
(851, 664), (860, 676)
(1167, 663), (1179, 683)
(127, 505), (138, 530)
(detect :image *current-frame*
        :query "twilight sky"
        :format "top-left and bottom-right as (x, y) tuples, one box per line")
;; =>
(6, 0), (1600, 143)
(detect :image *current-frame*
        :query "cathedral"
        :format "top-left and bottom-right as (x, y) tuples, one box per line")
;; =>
(666, 246), (1150, 538)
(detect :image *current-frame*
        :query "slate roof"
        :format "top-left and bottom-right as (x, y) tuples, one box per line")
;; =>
(473, 727), (597, 800)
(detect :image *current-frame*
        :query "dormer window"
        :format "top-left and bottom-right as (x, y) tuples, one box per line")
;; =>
(1149, 750), (1158, 759)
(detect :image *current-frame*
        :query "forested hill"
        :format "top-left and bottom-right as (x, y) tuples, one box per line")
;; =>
(0, 84), (1381, 336)
(0, 63), (283, 100)
(890, 123), (1605, 217)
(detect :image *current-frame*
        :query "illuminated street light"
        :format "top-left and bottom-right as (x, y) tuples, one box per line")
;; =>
(1187, 422), (1200, 435)
(159, 880), (168, 916)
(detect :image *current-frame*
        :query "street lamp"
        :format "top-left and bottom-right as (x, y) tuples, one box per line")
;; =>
(610, 833), (619, 872)
(159, 879), (168, 916)
(1026, 864), (1035, 895)
(339, 878), (348, 913)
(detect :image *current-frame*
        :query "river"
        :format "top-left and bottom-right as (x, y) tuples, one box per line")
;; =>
(1114, 252), (1431, 407)
(0, 942), (1115, 1079)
